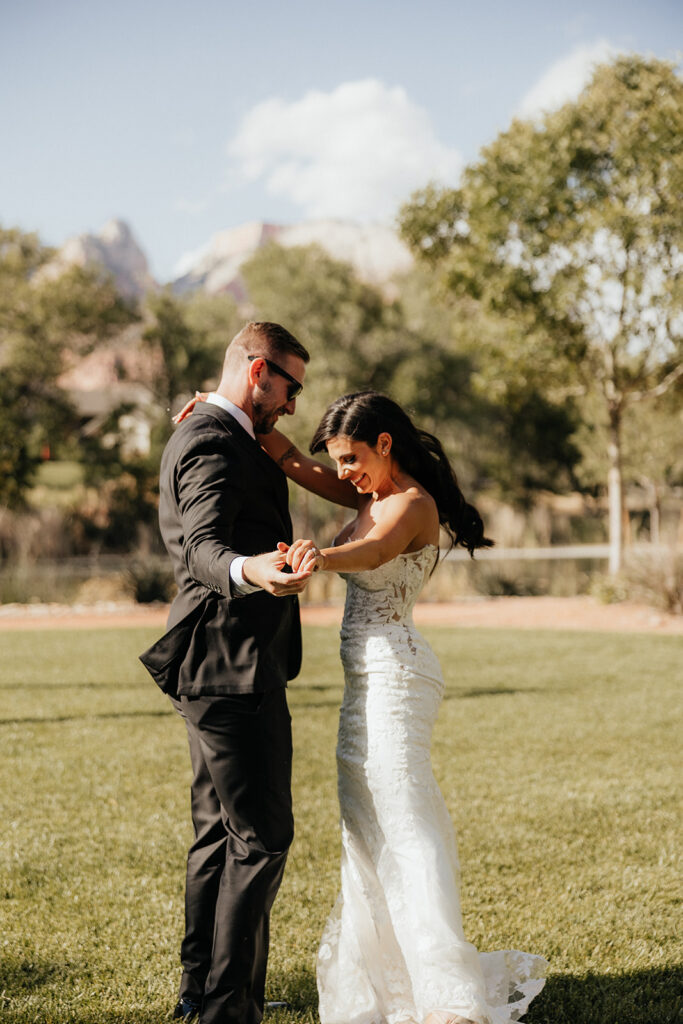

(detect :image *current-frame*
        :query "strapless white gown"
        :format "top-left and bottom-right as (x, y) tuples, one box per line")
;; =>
(316, 545), (547, 1024)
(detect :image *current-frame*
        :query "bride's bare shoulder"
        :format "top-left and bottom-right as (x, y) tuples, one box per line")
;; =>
(391, 482), (435, 507)
(381, 486), (437, 523)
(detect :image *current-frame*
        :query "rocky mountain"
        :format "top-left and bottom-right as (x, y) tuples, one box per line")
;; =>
(48, 217), (414, 454)
(171, 219), (413, 299)
(43, 219), (157, 299)
(46, 217), (413, 302)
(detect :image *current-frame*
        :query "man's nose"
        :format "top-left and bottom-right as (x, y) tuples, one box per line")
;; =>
(283, 397), (297, 415)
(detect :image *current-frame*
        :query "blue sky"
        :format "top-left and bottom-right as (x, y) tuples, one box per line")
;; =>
(1, 0), (680, 280)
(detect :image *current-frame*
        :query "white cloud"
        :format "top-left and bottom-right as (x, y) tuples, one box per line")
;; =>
(516, 40), (618, 120)
(227, 79), (462, 222)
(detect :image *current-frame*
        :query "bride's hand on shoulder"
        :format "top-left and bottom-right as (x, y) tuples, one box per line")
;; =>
(279, 539), (327, 573)
(172, 391), (208, 424)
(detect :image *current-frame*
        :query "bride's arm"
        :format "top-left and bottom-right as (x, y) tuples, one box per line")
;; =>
(288, 491), (436, 573)
(258, 428), (358, 509)
(172, 396), (358, 509)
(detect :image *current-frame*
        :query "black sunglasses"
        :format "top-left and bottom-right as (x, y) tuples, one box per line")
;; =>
(248, 355), (304, 400)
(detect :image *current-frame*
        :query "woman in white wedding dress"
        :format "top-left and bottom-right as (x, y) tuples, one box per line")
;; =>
(175, 388), (547, 1024)
(268, 392), (547, 1024)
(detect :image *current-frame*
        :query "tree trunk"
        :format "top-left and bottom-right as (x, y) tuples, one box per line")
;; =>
(607, 406), (623, 575)
(650, 483), (661, 546)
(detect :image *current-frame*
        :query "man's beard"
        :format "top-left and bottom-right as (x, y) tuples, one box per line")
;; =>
(252, 396), (286, 434)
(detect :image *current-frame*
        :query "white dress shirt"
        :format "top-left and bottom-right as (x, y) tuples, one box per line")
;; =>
(206, 392), (255, 438)
(205, 393), (261, 596)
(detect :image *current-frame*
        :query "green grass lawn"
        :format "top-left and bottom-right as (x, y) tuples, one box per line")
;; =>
(0, 625), (680, 1024)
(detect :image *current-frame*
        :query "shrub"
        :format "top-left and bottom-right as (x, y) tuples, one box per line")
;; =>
(126, 559), (176, 604)
(75, 574), (131, 605)
(473, 565), (543, 597)
(590, 549), (682, 614)
(0, 507), (73, 561)
(621, 548), (683, 615)
(589, 573), (629, 605)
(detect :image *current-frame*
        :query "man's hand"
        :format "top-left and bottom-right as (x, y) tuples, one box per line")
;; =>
(242, 548), (312, 596)
(283, 538), (327, 574)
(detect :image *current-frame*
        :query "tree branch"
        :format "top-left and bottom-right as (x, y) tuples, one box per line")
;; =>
(630, 360), (683, 403)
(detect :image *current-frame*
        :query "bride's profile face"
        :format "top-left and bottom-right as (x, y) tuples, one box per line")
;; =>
(326, 433), (392, 495)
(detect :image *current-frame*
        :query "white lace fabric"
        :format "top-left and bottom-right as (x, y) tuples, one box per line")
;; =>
(317, 546), (547, 1024)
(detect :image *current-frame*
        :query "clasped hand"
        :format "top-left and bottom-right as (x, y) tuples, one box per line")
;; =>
(281, 538), (326, 574)
(242, 546), (315, 596)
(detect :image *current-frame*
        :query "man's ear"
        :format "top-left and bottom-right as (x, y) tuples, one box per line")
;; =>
(247, 356), (266, 388)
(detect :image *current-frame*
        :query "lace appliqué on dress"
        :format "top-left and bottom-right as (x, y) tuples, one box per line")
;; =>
(316, 546), (547, 1024)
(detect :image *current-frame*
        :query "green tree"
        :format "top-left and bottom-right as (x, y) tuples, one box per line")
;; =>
(243, 242), (579, 506)
(401, 56), (683, 571)
(70, 290), (241, 550)
(140, 288), (240, 461)
(241, 242), (390, 441)
(240, 241), (398, 538)
(574, 383), (683, 544)
(142, 290), (240, 416)
(0, 227), (136, 507)
(394, 268), (581, 500)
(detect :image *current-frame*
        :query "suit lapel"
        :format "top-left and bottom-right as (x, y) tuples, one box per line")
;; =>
(191, 404), (292, 534)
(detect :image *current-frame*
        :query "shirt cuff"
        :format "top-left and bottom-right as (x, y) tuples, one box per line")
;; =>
(230, 556), (262, 596)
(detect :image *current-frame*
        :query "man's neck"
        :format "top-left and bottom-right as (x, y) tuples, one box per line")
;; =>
(217, 385), (254, 416)
(207, 392), (255, 439)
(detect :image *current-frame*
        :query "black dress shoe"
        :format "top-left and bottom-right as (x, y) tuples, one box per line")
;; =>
(173, 998), (200, 1021)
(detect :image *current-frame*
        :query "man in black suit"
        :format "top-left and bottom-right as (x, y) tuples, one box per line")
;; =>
(140, 322), (312, 1024)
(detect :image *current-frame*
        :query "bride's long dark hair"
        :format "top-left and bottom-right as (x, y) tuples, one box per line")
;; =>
(310, 391), (493, 556)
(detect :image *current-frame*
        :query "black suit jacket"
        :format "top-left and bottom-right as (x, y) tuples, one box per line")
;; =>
(140, 403), (301, 696)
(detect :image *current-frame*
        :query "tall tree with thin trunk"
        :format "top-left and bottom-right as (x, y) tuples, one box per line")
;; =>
(400, 56), (683, 572)
(0, 226), (136, 506)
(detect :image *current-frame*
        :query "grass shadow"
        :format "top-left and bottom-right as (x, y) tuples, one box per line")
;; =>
(0, 681), (146, 690)
(444, 686), (543, 699)
(531, 965), (682, 1024)
(291, 686), (544, 708)
(0, 710), (171, 726)
(267, 963), (318, 1014)
(288, 700), (343, 710)
(0, 953), (61, 993)
(290, 684), (342, 694)
(0, 960), (319, 1023)
(2, 1010), (168, 1024)
(0, 959), (679, 1023)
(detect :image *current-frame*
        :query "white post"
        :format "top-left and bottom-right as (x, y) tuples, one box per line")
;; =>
(607, 412), (622, 576)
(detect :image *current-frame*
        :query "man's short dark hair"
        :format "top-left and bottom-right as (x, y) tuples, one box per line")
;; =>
(236, 322), (310, 364)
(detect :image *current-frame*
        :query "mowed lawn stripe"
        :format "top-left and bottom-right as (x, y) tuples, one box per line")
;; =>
(0, 626), (680, 1023)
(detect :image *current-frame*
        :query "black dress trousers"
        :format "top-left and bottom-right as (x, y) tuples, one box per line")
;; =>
(171, 687), (294, 1024)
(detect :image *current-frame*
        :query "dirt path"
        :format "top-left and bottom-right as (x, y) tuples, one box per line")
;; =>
(0, 596), (680, 634)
